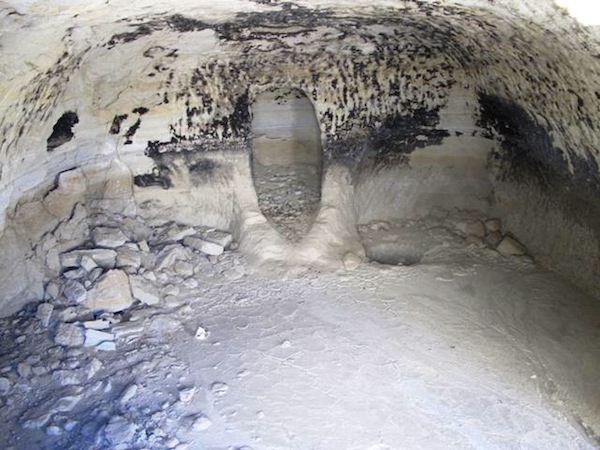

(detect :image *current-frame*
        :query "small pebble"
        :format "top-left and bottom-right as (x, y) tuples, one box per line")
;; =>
(192, 415), (212, 431)
(194, 326), (208, 340)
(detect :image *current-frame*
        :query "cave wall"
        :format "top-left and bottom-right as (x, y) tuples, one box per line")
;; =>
(251, 88), (322, 166)
(0, 0), (599, 314)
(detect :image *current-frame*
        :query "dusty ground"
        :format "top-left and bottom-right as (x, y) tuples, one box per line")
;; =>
(0, 215), (599, 450)
(252, 163), (321, 242)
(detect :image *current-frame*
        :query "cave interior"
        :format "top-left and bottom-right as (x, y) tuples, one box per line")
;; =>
(0, 0), (599, 448)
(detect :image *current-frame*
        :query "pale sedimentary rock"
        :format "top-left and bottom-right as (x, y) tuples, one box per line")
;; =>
(85, 270), (133, 313)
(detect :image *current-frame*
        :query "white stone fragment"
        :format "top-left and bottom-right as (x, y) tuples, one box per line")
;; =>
(155, 245), (192, 271)
(88, 267), (104, 282)
(162, 284), (180, 296)
(59, 252), (81, 270)
(178, 386), (196, 403)
(174, 260), (195, 277)
(116, 248), (141, 272)
(44, 281), (62, 301)
(82, 319), (111, 330)
(85, 270), (133, 312)
(167, 226), (197, 242)
(195, 326), (208, 340)
(55, 323), (85, 347)
(143, 271), (157, 282)
(120, 384), (138, 403)
(46, 248), (61, 273)
(84, 329), (115, 347)
(138, 240), (150, 252)
(62, 280), (87, 304)
(63, 268), (86, 280)
(0, 377), (11, 394)
(369, 221), (391, 231)
(129, 275), (160, 305)
(88, 358), (103, 379)
(91, 250), (119, 269)
(60, 249), (117, 270)
(64, 420), (78, 432)
(183, 236), (224, 256)
(22, 412), (52, 430)
(192, 415), (212, 431)
(202, 229), (233, 249)
(46, 425), (62, 436)
(80, 255), (98, 272)
(497, 236), (527, 256)
(52, 394), (83, 412)
(36, 303), (54, 327)
(92, 227), (128, 248)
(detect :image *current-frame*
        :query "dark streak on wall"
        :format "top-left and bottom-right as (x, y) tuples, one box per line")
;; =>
(367, 108), (450, 165)
(478, 93), (600, 239)
(135, 139), (243, 189)
(124, 118), (142, 145)
(47, 111), (79, 152)
(478, 93), (600, 197)
(109, 114), (128, 135)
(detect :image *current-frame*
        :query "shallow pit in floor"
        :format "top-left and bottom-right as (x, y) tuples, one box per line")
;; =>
(358, 210), (532, 267)
(364, 242), (424, 266)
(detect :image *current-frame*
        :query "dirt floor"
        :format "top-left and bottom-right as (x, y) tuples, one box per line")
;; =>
(252, 162), (321, 242)
(0, 215), (599, 450)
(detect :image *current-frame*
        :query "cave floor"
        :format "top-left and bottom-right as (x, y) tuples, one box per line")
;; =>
(1, 235), (599, 449)
(252, 162), (321, 242)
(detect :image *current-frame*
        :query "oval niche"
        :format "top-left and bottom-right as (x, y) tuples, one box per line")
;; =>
(250, 88), (324, 242)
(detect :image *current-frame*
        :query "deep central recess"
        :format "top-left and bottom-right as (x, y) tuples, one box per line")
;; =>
(251, 88), (323, 241)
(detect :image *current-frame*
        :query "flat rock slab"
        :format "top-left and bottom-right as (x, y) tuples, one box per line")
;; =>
(86, 270), (133, 312)
(497, 236), (527, 256)
(183, 236), (224, 256)
(62, 280), (87, 304)
(61, 249), (117, 270)
(202, 229), (233, 249)
(91, 227), (128, 248)
(84, 329), (115, 347)
(55, 323), (85, 347)
(129, 275), (160, 305)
